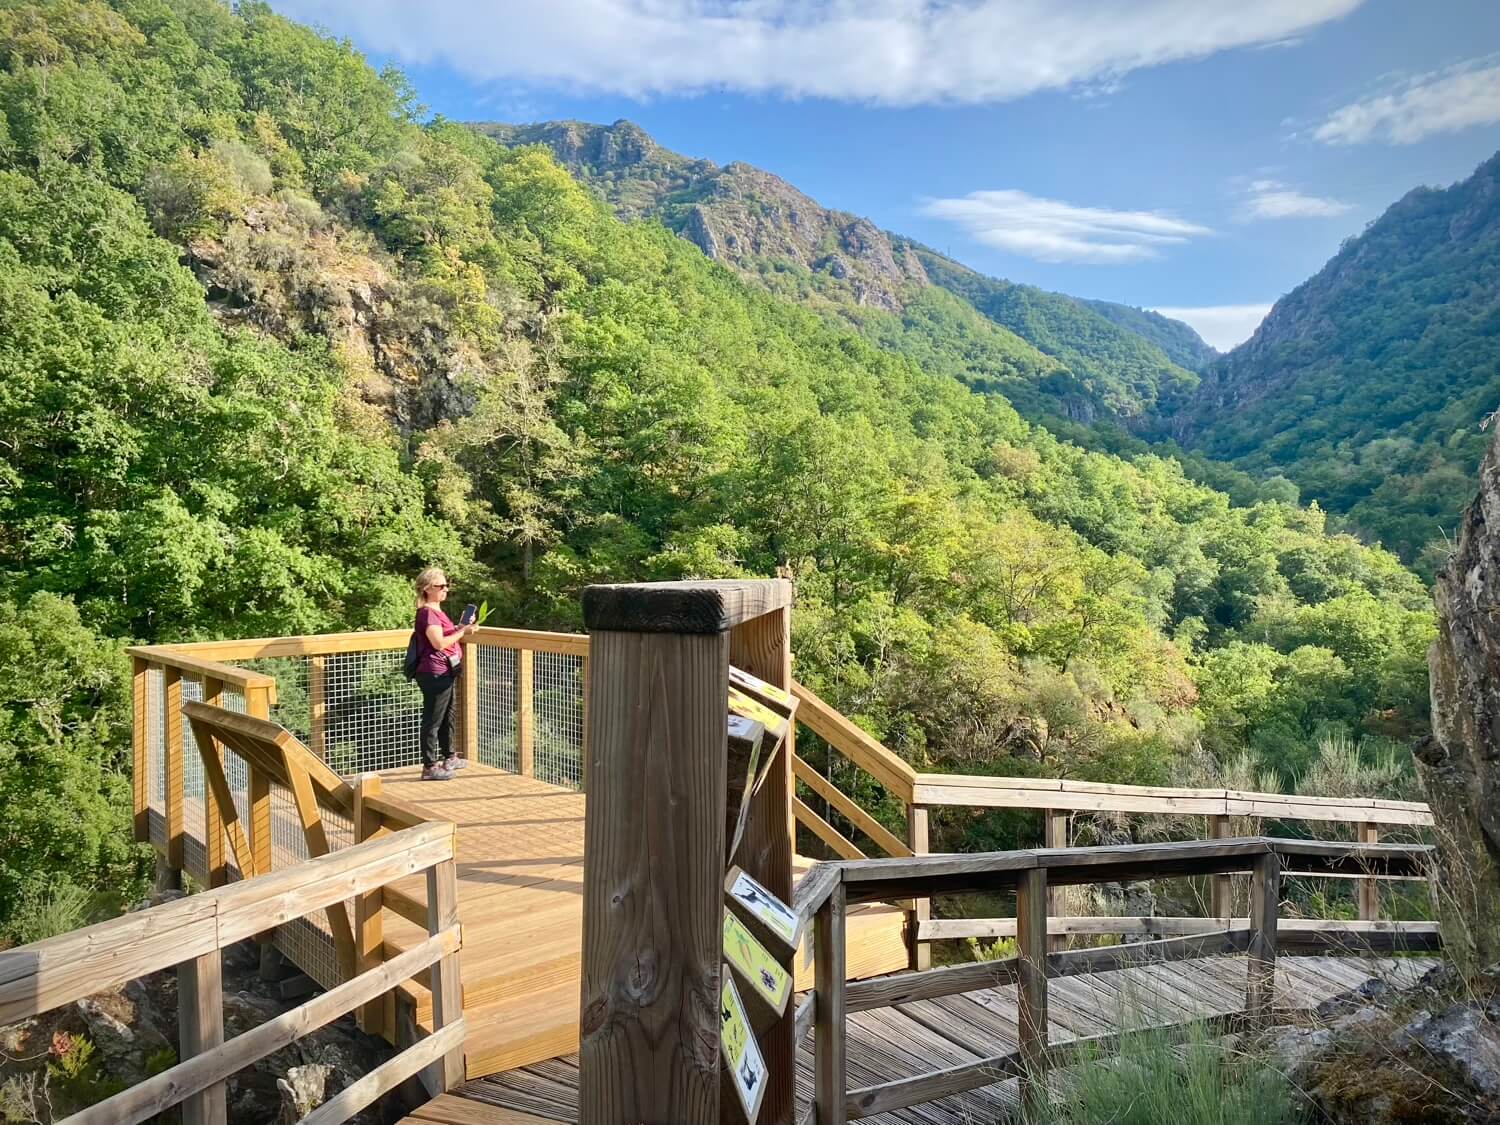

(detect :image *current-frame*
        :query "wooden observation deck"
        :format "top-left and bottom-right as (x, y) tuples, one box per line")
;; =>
(0, 579), (1443, 1125)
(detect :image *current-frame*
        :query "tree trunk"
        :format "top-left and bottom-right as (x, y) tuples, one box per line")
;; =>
(1415, 425), (1500, 973)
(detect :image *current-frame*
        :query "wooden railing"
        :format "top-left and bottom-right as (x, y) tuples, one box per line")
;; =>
(0, 821), (464, 1125)
(130, 625), (591, 902)
(784, 682), (1434, 967)
(791, 836), (1436, 1123)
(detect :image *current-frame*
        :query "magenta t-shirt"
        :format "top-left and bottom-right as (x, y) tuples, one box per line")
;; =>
(415, 606), (460, 676)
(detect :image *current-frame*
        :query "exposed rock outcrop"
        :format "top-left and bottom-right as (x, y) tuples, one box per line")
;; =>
(1416, 420), (1500, 972)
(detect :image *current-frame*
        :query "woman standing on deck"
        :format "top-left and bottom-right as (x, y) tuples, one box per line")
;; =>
(414, 566), (476, 781)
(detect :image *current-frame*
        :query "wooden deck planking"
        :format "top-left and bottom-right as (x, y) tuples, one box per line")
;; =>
(363, 763), (908, 1079)
(449, 953), (1439, 1123)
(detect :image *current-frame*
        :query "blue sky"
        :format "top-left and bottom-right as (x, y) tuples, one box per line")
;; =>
(275, 1), (1500, 349)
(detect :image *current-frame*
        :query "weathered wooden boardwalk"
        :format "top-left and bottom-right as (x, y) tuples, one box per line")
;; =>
(405, 954), (1435, 1124)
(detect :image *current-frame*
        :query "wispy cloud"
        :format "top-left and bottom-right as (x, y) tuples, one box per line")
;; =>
(1151, 304), (1272, 350)
(1241, 179), (1353, 220)
(922, 190), (1210, 265)
(275, 0), (1363, 106)
(1314, 55), (1500, 145)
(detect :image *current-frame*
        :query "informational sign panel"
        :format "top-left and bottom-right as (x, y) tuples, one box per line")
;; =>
(720, 970), (768, 1123)
(727, 869), (798, 947)
(723, 910), (792, 1015)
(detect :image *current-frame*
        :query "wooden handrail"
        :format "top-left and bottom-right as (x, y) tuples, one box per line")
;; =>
(126, 646), (277, 698)
(0, 821), (454, 1022)
(791, 682), (917, 802)
(912, 772), (1433, 827)
(801, 836), (1437, 1124)
(0, 822), (461, 1125)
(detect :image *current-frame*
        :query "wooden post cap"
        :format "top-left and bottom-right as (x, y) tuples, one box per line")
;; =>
(582, 579), (792, 634)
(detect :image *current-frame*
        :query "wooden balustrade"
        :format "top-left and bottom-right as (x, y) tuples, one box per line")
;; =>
(0, 822), (463, 1125)
(791, 836), (1435, 1123)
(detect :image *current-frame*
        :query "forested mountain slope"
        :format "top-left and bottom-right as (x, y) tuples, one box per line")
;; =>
(476, 118), (1209, 423)
(1165, 152), (1500, 573)
(1080, 298), (1219, 373)
(0, 1), (1431, 935)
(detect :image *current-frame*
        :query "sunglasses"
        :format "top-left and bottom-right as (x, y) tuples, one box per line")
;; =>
(429, 582), (449, 589)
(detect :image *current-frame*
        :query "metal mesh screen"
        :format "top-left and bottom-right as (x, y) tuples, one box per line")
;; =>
(266, 777), (357, 988)
(534, 651), (584, 790)
(323, 650), (424, 772)
(477, 645), (519, 771)
(180, 678), (207, 884)
(238, 656), (311, 741)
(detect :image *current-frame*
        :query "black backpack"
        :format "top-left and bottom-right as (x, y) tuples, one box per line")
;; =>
(402, 629), (421, 680)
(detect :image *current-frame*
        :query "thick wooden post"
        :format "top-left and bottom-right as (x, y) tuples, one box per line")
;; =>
(308, 655), (327, 761)
(580, 652), (591, 785)
(202, 677), (229, 888)
(425, 844), (465, 1093)
(1016, 866), (1049, 1109)
(1044, 810), (1067, 952)
(1247, 850), (1280, 1026)
(728, 599), (795, 1125)
(578, 580), (791, 1125)
(1357, 822), (1380, 920)
(353, 774), (386, 1035)
(814, 880), (847, 1125)
(179, 950), (226, 1125)
(132, 657), (150, 843)
(1210, 814), (1232, 921)
(907, 806), (931, 971)
(459, 645), (479, 763)
(517, 648), (534, 776)
(164, 668), (186, 875)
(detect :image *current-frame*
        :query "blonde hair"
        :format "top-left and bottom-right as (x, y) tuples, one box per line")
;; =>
(415, 566), (447, 607)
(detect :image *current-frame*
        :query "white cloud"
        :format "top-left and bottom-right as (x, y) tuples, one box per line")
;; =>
(1241, 178), (1352, 220)
(921, 190), (1211, 264)
(1151, 303), (1272, 351)
(1314, 56), (1500, 145)
(274, 0), (1362, 105)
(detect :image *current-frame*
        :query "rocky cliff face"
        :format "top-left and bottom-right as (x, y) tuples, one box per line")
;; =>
(479, 120), (927, 311)
(475, 119), (1207, 421)
(1417, 419), (1500, 970)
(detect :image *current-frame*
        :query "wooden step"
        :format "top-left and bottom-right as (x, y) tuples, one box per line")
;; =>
(460, 980), (584, 1078)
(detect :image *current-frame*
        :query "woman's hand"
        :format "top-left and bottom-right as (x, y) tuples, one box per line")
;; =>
(465, 622), (479, 636)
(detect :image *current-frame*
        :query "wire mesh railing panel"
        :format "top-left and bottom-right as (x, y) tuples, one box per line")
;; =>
(477, 645), (519, 772)
(237, 657), (312, 742)
(223, 747), (251, 875)
(267, 778), (344, 987)
(534, 651), (584, 791)
(324, 650), (423, 773)
(180, 678), (207, 884)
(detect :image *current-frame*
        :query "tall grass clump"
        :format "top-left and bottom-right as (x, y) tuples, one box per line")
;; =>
(1021, 1021), (1308, 1125)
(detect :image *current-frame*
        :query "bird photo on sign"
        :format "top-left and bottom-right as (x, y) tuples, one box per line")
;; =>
(729, 871), (797, 945)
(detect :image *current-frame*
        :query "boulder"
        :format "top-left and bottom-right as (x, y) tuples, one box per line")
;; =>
(1417, 421), (1500, 972)
(277, 1062), (333, 1122)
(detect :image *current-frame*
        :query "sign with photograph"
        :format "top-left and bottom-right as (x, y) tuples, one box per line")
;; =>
(720, 970), (768, 1122)
(723, 910), (791, 1015)
(727, 870), (798, 947)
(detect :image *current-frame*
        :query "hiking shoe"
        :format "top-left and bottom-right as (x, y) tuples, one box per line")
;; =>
(421, 765), (455, 781)
(443, 756), (470, 770)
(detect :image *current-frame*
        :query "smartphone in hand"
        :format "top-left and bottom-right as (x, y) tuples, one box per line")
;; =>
(459, 604), (478, 626)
